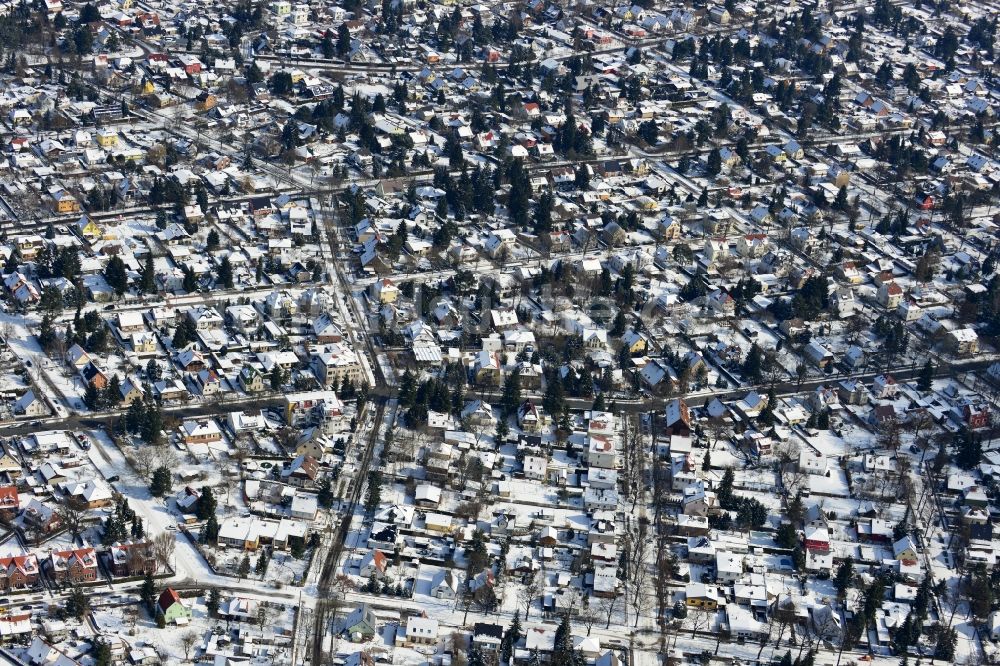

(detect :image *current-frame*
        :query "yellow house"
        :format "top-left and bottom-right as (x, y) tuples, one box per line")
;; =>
(96, 129), (118, 148)
(765, 145), (787, 164)
(51, 189), (80, 214)
(295, 438), (327, 460)
(893, 535), (918, 563)
(77, 215), (102, 239)
(119, 378), (144, 406)
(661, 219), (681, 240)
(424, 513), (453, 534)
(621, 330), (646, 355)
(16, 236), (44, 260)
(131, 332), (157, 354)
(195, 93), (217, 112)
(636, 196), (659, 211)
(120, 148), (144, 162)
(685, 583), (721, 610)
(0, 450), (21, 479)
(372, 278), (398, 304)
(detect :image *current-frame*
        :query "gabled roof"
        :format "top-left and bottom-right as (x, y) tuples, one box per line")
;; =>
(157, 587), (184, 613)
(0, 485), (17, 509)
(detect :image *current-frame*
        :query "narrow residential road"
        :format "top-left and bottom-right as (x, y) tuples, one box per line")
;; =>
(0, 393), (285, 438)
(394, 355), (996, 415)
(310, 398), (390, 665)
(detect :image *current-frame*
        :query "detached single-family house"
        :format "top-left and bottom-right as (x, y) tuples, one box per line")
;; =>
(343, 604), (378, 640)
(157, 588), (192, 624)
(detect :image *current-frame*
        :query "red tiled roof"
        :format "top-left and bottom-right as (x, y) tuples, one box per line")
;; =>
(158, 588), (182, 612)
(0, 486), (17, 507)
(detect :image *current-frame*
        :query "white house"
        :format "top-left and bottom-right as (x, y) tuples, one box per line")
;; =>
(14, 391), (48, 418)
(402, 616), (439, 646)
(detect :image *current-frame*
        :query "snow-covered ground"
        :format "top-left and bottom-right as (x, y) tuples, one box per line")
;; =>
(86, 428), (299, 599)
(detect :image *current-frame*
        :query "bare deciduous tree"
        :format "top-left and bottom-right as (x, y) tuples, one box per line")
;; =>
(756, 614), (778, 660)
(878, 417), (903, 453)
(652, 451), (674, 650)
(57, 498), (89, 541)
(180, 630), (199, 661)
(688, 606), (714, 638)
(580, 599), (599, 636)
(330, 573), (357, 597)
(518, 570), (542, 620)
(450, 632), (468, 666)
(706, 419), (728, 451)
(156, 443), (179, 470)
(628, 578), (653, 628)
(132, 446), (158, 479)
(123, 604), (140, 631)
(217, 475), (235, 513)
(625, 517), (652, 627)
(231, 437), (253, 470)
(773, 440), (800, 466)
(624, 419), (647, 512)
(775, 441), (805, 492)
(597, 593), (620, 629)
(152, 531), (175, 571)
